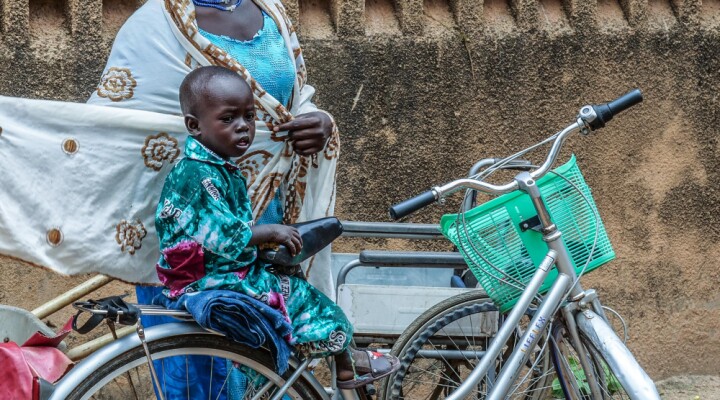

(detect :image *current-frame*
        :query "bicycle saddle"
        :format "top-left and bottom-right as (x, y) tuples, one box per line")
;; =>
(258, 217), (343, 267)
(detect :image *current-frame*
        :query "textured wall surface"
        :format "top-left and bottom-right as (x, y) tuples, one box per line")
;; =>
(1, 0), (719, 379)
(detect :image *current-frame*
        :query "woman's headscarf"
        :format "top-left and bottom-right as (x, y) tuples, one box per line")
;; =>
(0, 0), (339, 297)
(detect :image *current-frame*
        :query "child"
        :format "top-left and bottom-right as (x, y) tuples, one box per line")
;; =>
(155, 66), (399, 388)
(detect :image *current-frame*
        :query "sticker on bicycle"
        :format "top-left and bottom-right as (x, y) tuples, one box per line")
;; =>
(520, 316), (547, 354)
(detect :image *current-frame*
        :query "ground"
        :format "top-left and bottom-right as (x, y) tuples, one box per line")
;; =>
(656, 376), (720, 400)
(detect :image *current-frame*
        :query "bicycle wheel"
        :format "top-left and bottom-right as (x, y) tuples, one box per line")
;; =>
(551, 321), (631, 399)
(380, 291), (553, 399)
(66, 333), (325, 400)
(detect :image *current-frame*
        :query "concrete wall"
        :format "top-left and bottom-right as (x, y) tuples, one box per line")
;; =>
(1, 0), (719, 379)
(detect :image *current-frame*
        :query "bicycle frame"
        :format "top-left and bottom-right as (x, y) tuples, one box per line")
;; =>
(444, 145), (660, 399)
(444, 169), (580, 399)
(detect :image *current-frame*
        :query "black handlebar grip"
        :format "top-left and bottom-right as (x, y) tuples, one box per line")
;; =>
(588, 88), (643, 130)
(389, 190), (437, 220)
(607, 88), (643, 116)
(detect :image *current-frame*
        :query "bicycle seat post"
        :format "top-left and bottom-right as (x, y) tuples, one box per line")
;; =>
(338, 388), (360, 399)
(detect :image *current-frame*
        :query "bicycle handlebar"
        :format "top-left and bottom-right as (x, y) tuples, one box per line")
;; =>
(389, 89), (643, 220)
(583, 88), (643, 130)
(389, 190), (437, 220)
(389, 159), (537, 220)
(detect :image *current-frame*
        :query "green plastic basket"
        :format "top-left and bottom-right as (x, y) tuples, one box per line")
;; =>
(440, 155), (615, 313)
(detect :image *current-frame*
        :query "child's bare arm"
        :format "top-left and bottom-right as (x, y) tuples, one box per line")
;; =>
(250, 225), (303, 256)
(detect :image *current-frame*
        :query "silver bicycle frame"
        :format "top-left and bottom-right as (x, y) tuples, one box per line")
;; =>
(447, 250), (559, 400)
(487, 273), (571, 400)
(445, 143), (660, 399)
(447, 171), (582, 400)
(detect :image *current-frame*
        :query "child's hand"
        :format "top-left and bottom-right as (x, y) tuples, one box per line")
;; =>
(250, 224), (303, 256)
(271, 225), (303, 256)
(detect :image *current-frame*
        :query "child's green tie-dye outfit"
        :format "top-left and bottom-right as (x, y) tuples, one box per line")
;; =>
(155, 136), (352, 356)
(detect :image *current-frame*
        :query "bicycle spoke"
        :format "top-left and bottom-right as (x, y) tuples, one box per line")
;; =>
(214, 369), (231, 400)
(186, 356), (190, 399)
(161, 358), (167, 400)
(209, 356), (214, 400)
(126, 368), (141, 400)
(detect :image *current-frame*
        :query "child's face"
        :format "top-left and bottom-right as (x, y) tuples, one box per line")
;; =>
(189, 77), (256, 159)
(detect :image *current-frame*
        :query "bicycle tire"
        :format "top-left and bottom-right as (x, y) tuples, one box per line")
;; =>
(551, 321), (631, 399)
(380, 290), (553, 399)
(66, 333), (325, 400)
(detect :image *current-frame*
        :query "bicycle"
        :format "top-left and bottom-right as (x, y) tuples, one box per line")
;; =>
(381, 89), (660, 399)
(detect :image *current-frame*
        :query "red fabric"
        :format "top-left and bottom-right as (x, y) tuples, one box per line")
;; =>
(0, 342), (34, 399)
(157, 240), (206, 294)
(20, 346), (73, 384)
(22, 318), (72, 348)
(0, 318), (74, 399)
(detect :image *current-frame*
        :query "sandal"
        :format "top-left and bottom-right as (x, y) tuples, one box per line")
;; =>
(336, 350), (401, 389)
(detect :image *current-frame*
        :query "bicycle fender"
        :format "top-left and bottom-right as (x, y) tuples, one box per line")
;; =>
(49, 322), (328, 400)
(575, 311), (661, 400)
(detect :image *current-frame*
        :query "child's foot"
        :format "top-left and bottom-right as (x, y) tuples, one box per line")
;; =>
(335, 348), (400, 389)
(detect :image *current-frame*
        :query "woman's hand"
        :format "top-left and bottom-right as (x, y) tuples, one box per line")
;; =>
(250, 224), (303, 256)
(273, 111), (333, 156)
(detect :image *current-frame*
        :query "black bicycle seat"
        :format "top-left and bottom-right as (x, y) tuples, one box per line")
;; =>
(258, 217), (343, 267)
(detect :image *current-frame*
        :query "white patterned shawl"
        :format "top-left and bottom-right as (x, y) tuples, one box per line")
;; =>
(0, 0), (339, 297)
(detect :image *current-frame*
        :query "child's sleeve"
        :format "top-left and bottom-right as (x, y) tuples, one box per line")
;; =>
(165, 170), (253, 261)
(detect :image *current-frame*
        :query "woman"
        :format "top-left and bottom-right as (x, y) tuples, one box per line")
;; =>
(86, 0), (371, 396)
(88, 0), (338, 298)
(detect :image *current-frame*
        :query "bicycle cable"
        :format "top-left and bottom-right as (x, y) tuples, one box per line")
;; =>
(454, 132), (563, 298)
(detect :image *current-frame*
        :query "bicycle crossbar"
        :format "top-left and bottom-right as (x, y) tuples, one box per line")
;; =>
(416, 349), (487, 360)
(374, 347), (487, 360)
(340, 221), (444, 239)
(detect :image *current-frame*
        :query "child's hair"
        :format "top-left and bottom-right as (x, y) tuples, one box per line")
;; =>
(179, 66), (251, 116)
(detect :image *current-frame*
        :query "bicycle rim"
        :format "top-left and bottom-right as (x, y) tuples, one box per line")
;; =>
(66, 334), (325, 400)
(551, 321), (631, 399)
(382, 291), (553, 399)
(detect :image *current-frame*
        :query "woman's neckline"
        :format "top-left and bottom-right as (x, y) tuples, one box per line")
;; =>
(198, 13), (268, 44)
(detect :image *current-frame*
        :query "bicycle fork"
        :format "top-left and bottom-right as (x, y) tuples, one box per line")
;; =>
(575, 308), (661, 399)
